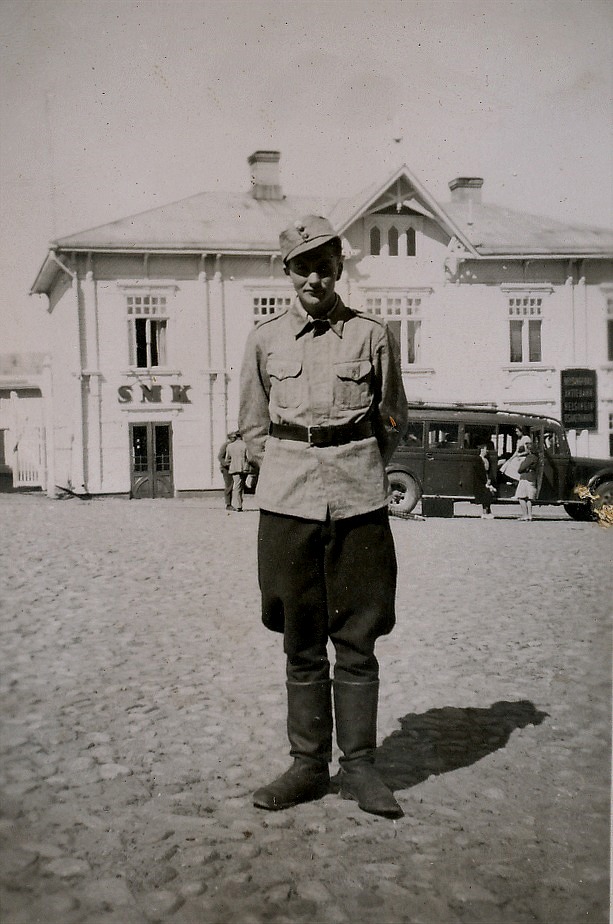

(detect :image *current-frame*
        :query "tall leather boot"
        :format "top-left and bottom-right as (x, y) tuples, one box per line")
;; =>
(334, 679), (403, 819)
(253, 680), (332, 810)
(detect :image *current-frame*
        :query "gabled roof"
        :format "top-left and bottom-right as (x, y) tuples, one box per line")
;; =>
(329, 164), (479, 255)
(31, 165), (613, 294)
(443, 201), (613, 256)
(50, 191), (338, 252)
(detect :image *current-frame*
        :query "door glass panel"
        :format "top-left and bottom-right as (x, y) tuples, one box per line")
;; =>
(132, 425), (148, 472)
(154, 425), (171, 472)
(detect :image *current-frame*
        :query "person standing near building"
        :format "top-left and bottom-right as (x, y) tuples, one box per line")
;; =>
(224, 431), (250, 512)
(515, 439), (538, 521)
(473, 442), (497, 518)
(239, 214), (408, 819)
(218, 432), (236, 510)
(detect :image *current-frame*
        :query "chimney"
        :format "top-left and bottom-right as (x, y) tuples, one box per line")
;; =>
(248, 150), (283, 200)
(448, 177), (484, 204)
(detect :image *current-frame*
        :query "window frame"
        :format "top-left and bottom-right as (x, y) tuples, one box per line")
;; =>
(606, 293), (613, 362)
(125, 290), (173, 371)
(365, 216), (420, 258)
(502, 287), (551, 365)
(362, 288), (431, 368)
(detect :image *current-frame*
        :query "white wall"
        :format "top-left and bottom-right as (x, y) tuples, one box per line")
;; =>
(45, 240), (612, 495)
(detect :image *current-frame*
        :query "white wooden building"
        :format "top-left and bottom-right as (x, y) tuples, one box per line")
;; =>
(29, 150), (613, 498)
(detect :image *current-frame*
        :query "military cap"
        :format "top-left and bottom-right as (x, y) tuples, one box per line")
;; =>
(279, 215), (340, 264)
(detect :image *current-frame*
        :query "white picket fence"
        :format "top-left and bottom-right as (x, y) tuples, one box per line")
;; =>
(13, 426), (45, 488)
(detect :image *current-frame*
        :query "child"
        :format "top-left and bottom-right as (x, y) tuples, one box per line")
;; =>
(239, 215), (408, 818)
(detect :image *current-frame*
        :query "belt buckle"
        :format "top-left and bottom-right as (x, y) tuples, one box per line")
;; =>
(307, 425), (327, 447)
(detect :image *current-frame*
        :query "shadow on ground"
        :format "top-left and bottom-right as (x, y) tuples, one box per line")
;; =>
(374, 700), (549, 792)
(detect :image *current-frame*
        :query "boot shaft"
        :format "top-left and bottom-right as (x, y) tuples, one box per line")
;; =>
(287, 680), (333, 764)
(333, 679), (403, 818)
(333, 679), (379, 766)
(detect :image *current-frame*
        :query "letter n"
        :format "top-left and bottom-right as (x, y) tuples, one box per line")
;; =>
(140, 385), (162, 403)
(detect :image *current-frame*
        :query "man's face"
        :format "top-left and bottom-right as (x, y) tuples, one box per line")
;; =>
(284, 242), (343, 318)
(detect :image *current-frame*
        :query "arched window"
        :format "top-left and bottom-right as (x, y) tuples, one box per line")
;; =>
(406, 227), (416, 256)
(388, 227), (399, 257)
(369, 227), (381, 256)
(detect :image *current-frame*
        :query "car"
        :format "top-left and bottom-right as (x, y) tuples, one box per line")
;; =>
(387, 403), (613, 520)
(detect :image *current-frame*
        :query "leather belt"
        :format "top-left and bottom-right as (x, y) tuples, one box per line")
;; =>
(269, 419), (374, 447)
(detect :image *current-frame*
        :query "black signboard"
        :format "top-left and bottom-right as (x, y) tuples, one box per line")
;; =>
(560, 368), (598, 431)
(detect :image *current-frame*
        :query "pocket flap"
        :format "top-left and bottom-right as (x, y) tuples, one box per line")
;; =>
(268, 359), (302, 380)
(335, 360), (371, 382)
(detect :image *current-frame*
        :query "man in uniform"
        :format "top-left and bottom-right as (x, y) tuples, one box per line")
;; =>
(239, 215), (408, 818)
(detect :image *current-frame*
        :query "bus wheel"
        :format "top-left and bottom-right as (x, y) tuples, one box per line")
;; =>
(592, 480), (613, 514)
(388, 472), (421, 515)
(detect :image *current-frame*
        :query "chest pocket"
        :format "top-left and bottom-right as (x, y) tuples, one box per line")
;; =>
(334, 360), (372, 410)
(268, 358), (303, 408)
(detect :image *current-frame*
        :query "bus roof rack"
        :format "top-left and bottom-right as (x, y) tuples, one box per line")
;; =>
(408, 401), (498, 411)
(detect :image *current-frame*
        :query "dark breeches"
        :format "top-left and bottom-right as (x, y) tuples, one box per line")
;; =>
(257, 508), (397, 683)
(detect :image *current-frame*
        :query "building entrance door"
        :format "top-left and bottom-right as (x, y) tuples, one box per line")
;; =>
(130, 422), (174, 498)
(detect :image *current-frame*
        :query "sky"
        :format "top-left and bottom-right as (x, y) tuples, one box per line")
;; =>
(1, 0), (611, 352)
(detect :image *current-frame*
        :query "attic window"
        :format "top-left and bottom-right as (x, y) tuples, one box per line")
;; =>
(370, 227), (381, 256)
(368, 218), (417, 257)
(406, 227), (416, 256)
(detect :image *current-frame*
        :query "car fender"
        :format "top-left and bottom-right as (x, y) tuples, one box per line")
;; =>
(568, 458), (613, 496)
(587, 468), (613, 490)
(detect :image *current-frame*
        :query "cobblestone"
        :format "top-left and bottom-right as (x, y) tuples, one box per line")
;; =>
(0, 493), (610, 923)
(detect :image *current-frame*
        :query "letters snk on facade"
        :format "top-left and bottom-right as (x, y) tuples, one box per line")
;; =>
(117, 384), (192, 404)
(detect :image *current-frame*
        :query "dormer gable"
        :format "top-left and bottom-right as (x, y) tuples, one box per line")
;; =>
(329, 165), (479, 258)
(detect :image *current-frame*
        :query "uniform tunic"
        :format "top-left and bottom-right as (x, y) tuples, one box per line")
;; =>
(239, 295), (408, 520)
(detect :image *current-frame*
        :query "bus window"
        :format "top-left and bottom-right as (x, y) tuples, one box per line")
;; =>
(496, 425), (516, 459)
(464, 424), (496, 450)
(544, 429), (560, 454)
(428, 422), (460, 448)
(403, 422), (424, 446)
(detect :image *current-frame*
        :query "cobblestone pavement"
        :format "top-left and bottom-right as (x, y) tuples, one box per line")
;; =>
(0, 493), (611, 924)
